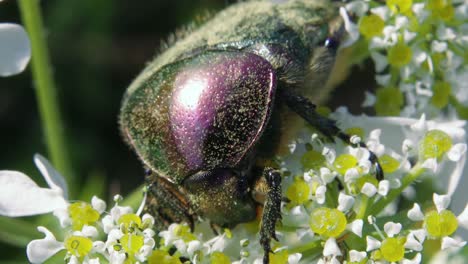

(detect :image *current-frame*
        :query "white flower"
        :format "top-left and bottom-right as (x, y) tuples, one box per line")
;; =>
(407, 203), (425, 221)
(26, 226), (64, 264)
(0, 23), (31, 77)
(0, 154), (68, 217)
(384, 222), (402, 237)
(441, 237), (467, 250)
(323, 238), (341, 257)
(361, 183), (377, 197)
(337, 192), (354, 212)
(347, 219), (363, 237)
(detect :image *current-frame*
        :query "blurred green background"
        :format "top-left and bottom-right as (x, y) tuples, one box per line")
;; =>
(0, 0), (376, 262)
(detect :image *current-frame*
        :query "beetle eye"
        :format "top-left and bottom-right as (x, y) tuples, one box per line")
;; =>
(324, 37), (340, 50)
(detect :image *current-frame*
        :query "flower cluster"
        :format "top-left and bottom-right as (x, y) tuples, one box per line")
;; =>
(342, 0), (468, 119)
(0, 155), (158, 263)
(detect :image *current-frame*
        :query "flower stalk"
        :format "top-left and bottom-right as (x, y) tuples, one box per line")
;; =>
(17, 0), (73, 189)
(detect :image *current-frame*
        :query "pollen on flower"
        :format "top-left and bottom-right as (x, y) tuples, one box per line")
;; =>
(387, 43), (412, 67)
(333, 154), (358, 175)
(309, 207), (347, 238)
(375, 87), (404, 116)
(359, 14), (385, 38)
(424, 209), (458, 237)
(379, 154), (400, 173)
(118, 213), (142, 231)
(68, 202), (100, 230)
(419, 129), (452, 160)
(286, 178), (310, 205)
(64, 235), (93, 258)
(121, 233), (144, 255)
(380, 237), (406, 262)
(387, 0), (413, 13)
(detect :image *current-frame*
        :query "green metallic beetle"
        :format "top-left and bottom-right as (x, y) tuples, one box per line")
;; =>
(120, 1), (382, 263)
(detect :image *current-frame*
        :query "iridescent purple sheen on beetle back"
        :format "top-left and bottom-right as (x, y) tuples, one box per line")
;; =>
(169, 52), (276, 173)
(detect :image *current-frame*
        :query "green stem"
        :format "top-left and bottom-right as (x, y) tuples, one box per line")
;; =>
(368, 164), (425, 216)
(18, 0), (74, 191)
(356, 196), (369, 219)
(289, 239), (322, 258)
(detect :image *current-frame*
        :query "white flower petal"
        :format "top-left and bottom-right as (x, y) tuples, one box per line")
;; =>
(68, 255), (79, 264)
(345, 1), (369, 16)
(433, 193), (451, 212)
(337, 192), (355, 212)
(0, 170), (68, 217)
(91, 196), (106, 214)
(323, 238), (342, 256)
(375, 74), (391, 86)
(447, 143), (467, 162)
(431, 40), (448, 53)
(0, 23), (31, 77)
(361, 183), (377, 197)
(315, 185), (327, 204)
(384, 222), (402, 237)
(457, 204), (468, 229)
(53, 208), (71, 227)
(408, 203), (425, 221)
(347, 219), (363, 237)
(349, 250), (366, 262)
(339, 7), (360, 47)
(288, 253), (302, 264)
(92, 241), (106, 253)
(447, 148), (466, 195)
(187, 240), (202, 257)
(136, 190), (147, 216)
(81, 225), (98, 238)
(344, 168), (360, 182)
(378, 180), (390, 196)
(405, 232), (423, 251)
(366, 236), (381, 251)
(410, 114), (427, 132)
(441, 236), (467, 250)
(320, 167), (335, 184)
(371, 6), (391, 21)
(362, 91), (376, 107)
(322, 147), (336, 164)
(33, 154), (68, 198)
(26, 226), (64, 264)
(421, 158), (438, 173)
(401, 253), (422, 264)
(370, 52), (388, 73)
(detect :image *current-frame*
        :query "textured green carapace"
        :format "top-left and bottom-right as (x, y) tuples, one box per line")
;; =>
(120, 0), (342, 183)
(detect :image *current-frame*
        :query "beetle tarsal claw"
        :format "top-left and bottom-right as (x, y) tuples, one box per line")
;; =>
(255, 168), (282, 264)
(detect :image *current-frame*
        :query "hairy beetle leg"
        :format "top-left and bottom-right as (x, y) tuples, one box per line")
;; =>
(253, 168), (282, 264)
(145, 174), (196, 231)
(282, 91), (384, 180)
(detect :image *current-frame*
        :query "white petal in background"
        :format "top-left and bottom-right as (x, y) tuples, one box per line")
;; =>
(0, 23), (31, 77)
(0, 171), (68, 217)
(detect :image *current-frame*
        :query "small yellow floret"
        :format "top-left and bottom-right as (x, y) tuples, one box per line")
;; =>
(388, 43), (412, 67)
(309, 207), (347, 237)
(380, 237), (406, 262)
(64, 236), (93, 258)
(359, 14), (385, 38)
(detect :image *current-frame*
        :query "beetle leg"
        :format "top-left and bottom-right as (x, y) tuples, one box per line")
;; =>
(282, 91), (384, 180)
(145, 174), (196, 231)
(253, 167), (282, 264)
